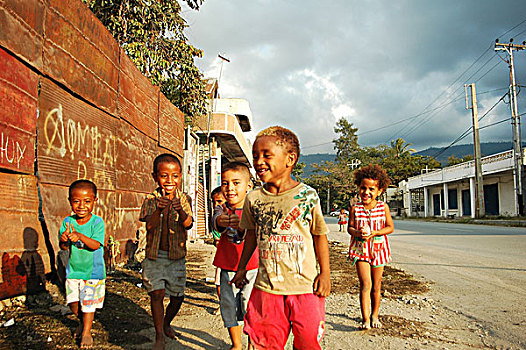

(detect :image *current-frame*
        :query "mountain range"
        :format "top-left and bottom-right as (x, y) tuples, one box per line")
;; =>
(300, 141), (516, 177)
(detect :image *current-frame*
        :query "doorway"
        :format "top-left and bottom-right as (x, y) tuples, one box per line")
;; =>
(484, 183), (499, 215)
(461, 189), (471, 216)
(433, 193), (441, 216)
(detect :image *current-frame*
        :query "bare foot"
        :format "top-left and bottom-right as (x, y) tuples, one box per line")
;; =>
(359, 320), (371, 330)
(371, 316), (382, 328)
(80, 334), (93, 348)
(163, 325), (180, 340)
(153, 336), (166, 350)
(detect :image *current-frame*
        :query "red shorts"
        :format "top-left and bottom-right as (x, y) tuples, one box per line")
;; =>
(244, 288), (326, 350)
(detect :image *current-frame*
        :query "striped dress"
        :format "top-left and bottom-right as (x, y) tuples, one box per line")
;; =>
(349, 201), (392, 266)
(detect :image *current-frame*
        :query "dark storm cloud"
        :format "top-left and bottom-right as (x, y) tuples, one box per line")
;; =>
(183, 0), (526, 152)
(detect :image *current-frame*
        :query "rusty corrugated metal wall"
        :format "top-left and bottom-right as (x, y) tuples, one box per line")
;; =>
(0, 0), (189, 299)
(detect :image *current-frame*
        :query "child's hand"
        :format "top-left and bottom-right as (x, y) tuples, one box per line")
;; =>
(357, 224), (372, 239)
(229, 269), (248, 289)
(171, 196), (182, 212)
(313, 271), (331, 297)
(60, 223), (71, 242)
(157, 195), (172, 211)
(217, 204), (231, 228)
(228, 213), (240, 230)
(67, 223), (81, 242)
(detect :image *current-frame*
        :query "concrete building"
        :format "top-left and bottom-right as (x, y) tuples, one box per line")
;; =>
(186, 78), (254, 239)
(400, 149), (524, 217)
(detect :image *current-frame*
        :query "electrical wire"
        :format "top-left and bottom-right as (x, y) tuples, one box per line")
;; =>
(430, 92), (508, 159)
(497, 18), (526, 40)
(513, 27), (526, 39)
(302, 87), (510, 151)
(479, 118), (510, 130)
(302, 20), (526, 152)
(384, 48), (494, 142)
(385, 19), (526, 145)
(398, 55), (505, 140)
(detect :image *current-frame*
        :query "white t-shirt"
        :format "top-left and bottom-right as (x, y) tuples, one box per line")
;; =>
(240, 183), (329, 295)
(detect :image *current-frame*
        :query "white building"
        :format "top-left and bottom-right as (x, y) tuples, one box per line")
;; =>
(400, 150), (524, 217)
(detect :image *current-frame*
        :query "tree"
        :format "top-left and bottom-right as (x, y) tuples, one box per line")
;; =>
(380, 154), (440, 184)
(292, 161), (306, 181)
(448, 154), (474, 166)
(305, 161), (356, 212)
(390, 138), (416, 158)
(333, 118), (360, 163)
(83, 0), (208, 123)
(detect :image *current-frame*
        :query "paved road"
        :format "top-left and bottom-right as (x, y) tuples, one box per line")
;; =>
(327, 218), (526, 349)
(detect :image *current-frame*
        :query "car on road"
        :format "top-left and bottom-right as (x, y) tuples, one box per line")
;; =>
(329, 209), (349, 217)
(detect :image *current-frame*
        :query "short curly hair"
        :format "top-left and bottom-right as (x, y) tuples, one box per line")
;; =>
(256, 126), (300, 166)
(353, 164), (391, 191)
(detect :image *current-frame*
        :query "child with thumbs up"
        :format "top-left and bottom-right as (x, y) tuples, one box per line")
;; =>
(59, 179), (105, 349)
(139, 153), (193, 350)
(212, 161), (258, 350)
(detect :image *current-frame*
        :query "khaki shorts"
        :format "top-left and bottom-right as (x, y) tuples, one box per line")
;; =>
(142, 250), (186, 297)
(66, 279), (105, 313)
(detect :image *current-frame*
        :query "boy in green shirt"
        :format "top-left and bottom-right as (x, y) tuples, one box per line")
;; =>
(59, 179), (106, 349)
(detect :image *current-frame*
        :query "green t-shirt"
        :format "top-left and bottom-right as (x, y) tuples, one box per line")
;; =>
(59, 214), (106, 280)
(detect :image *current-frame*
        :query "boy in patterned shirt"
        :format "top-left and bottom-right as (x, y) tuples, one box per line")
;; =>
(139, 153), (193, 350)
(231, 126), (331, 350)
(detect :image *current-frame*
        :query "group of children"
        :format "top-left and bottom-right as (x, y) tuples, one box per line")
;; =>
(58, 125), (394, 349)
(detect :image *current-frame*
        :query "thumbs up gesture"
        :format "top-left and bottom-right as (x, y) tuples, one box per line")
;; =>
(60, 222), (71, 243)
(216, 204), (240, 229)
(171, 191), (183, 212)
(217, 204), (231, 228)
(157, 189), (172, 211)
(67, 222), (81, 243)
(228, 210), (240, 230)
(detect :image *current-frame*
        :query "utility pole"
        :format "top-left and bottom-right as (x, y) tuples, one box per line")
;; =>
(327, 186), (330, 214)
(495, 39), (526, 215)
(465, 83), (485, 217)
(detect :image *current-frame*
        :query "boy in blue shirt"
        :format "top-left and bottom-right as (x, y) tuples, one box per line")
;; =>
(59, 179), (106, 349)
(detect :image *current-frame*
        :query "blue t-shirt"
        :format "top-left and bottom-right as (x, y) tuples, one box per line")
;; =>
(59, 214), (106, 280)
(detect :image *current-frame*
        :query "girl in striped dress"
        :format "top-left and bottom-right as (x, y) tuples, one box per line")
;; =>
(347, 164), (394, 330)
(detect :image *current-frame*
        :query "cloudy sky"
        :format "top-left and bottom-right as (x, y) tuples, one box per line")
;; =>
(182, 1), (526, 154)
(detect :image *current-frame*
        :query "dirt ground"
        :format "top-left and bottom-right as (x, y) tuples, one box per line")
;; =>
(0, 239), (490, 349)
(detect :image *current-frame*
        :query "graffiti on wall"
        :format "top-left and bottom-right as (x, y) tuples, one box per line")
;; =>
(41, 102), (116, 189)
(0, 132), (27, 170)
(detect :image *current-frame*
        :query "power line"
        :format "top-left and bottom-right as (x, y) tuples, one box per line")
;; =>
(479, 118), (509, 130)
(387, 20), (526, 145)
(513, 27), (526, 39)
(474, 59), (503, 83)
(385, 48), (495, 142)
(399, 55), (504, 140)
(497, 18), (526, 40)
(466, 53), (499, 83)
(430, 92), (508, 159)
(301, 88), (508, 151)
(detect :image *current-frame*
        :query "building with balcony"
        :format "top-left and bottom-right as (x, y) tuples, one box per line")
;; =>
(185, 78), (254, 239)
(400, 149), (524, 217)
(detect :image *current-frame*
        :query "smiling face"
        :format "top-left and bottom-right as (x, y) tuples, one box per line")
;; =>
(153, 161), (182, 198)
(211, 192), (226, 208)
(221, 169), (252, 208)
(252, 135), (296, 187)
(69, 187), (97, 224)
(358, 178), (382, 208)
